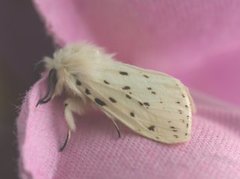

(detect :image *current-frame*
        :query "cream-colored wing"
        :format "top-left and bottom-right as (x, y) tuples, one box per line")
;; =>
(79, 62), (194, 143)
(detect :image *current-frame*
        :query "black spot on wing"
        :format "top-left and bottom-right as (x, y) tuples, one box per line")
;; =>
(143, 102), (150, 106)
(104, 80), (110, 85)
(122, 86), (130, 90)
(151, 91), (156, 95)
(148, 125), (155, 131)
(130, 112), (135, 117)
(119, 71), (128, 75)
(109, 97), (117, 103)
(95, 98), (106, 106)
(147, 87), (152, 90)
(85, 88), (91, 95)
(143, 74), (149, 78)
(178, 110), (183, 114)
(173, 135), (179, 138)
(126, 94), (132, 99)
(76, 80), (82, 86)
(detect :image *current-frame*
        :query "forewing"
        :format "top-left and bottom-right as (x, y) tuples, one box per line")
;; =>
(81, 62), (193, 143)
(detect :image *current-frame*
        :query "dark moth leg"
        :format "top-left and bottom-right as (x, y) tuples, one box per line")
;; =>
(59, 129), (71, 152)
(109, 118), (121, 138)
(36, 68), (58, 106)
(59, 98), (86, 152)
(59, 113), (121, 152)
(104, 112), (121, 138)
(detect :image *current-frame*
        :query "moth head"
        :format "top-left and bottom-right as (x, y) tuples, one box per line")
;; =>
(35, 45), (84, 107)
(35, 43), (110, 106)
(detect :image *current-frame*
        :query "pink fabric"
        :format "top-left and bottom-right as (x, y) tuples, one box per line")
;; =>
(18, 0), (240, 178)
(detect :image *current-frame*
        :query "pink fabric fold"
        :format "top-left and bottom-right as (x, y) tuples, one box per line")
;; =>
(18, 79), (240, 179)
(18, 0), (240, 178)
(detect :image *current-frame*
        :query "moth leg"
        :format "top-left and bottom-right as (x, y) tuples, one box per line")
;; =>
(104, 112), (121, 138)
(59, 129), (71, 152)
(59, 98), (86, 152)
(36, 69), (57, 107)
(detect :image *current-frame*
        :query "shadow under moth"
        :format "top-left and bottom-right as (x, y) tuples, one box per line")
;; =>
(36, 43), (195, 151)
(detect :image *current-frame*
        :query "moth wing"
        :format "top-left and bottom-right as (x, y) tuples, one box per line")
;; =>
(83, 62), (194, 143)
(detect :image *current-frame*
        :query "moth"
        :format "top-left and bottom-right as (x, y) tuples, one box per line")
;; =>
(36, 43), (195, 151)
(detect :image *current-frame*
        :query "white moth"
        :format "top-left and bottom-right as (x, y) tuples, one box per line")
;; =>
(36, 43), (195, 151)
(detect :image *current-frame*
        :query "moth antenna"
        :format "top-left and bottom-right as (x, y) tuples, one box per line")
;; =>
(109, 118), (121, 138)
(59, 129), (71, 152)
(36, 68), (57, 107)
(34, 60), (46, 74)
